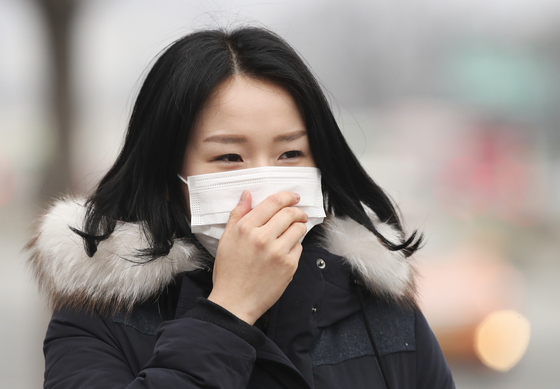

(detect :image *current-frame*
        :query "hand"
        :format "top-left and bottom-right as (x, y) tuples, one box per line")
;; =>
(207, 190), (308, 325)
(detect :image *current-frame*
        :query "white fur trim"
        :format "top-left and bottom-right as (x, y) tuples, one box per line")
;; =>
(318, 212), (416, 304)
(27, 198), (416, 312)
(27, 198), (205, 312)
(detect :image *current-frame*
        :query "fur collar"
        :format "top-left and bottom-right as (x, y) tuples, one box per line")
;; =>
(27, 197), (417, 313)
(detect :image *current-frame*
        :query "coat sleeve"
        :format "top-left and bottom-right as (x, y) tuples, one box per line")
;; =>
(43, 301), (262, 389)
(414, 310), (456, 389)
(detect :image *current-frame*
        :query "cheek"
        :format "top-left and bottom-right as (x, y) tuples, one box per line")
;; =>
(182, 151), (194, 178)
(305, 152), (316, 167)
(182, 147), (210, 176)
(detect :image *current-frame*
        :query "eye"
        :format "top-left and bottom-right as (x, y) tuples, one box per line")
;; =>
(279, 150), (304, 160)
(215, 154), (243, 162)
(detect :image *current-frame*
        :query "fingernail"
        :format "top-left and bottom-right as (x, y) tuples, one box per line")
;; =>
(295, 193), (301, 202)
(239, 190), (248, 203)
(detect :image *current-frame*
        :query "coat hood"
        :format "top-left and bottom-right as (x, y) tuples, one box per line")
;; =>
(27, 197), (417, 313)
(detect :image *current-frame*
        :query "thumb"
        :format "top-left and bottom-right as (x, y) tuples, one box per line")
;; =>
(226, 190), (252, 226)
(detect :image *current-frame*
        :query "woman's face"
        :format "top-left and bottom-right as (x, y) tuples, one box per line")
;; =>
(182, 75), (315, 180)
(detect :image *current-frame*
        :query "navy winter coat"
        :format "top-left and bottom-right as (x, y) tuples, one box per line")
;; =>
(29, 199), (455, 388)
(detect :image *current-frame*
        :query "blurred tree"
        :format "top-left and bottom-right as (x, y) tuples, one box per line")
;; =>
(33, 0), (80, 204)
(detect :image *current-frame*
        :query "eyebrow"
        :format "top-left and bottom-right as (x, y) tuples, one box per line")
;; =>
(203, 130), (307, 144)
(273, 130), (307, 142)
(203, 135), (247, 144)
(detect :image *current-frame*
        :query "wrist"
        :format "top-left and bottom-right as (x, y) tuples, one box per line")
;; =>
(207, 292), (259, 325)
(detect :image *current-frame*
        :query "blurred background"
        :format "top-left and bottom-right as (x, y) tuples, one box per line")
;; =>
(1, 0), (559, 387)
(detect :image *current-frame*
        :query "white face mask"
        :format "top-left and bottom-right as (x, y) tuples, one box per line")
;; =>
(178, 166), (326, 257)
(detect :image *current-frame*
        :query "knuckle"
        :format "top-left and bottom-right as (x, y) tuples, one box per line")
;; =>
(254, 231), (269, 248)
(268, 245), (284, 261)
(285, 256), (299, 272)
(282, 207), (296, 217)
(266, 194), (282, 206)
(228, 207), (242, 220)
(236, 221), (251, 235)
(280, 251), (292, 264)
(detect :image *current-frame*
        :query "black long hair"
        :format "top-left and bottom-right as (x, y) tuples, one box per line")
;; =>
(74, 27), (422, 260)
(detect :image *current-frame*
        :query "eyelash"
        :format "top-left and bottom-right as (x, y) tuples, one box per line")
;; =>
(215, 154), (242, 162)
(279, 150), (304, 159)
(214, 150), (304, 162)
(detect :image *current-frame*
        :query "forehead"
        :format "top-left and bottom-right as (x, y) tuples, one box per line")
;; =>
(191, 75), (305, 140)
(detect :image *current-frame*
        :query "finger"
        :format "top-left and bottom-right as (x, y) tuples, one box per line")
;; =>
(261, 206), (308, 239)
(225, 190), (252, 229)
(275, 221), (308, 250)
(288, 239), (304, 258)
(244, 191), (301, 227)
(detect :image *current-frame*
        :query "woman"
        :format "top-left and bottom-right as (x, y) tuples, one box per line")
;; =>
(28, 27), (455, 388)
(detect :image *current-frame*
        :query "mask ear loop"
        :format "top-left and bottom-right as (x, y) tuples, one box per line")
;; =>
(177, 174), (192, 228)
(177, 174), (189, 185)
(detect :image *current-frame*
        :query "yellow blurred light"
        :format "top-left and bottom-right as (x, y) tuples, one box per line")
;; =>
(474, 309), (530, 372)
